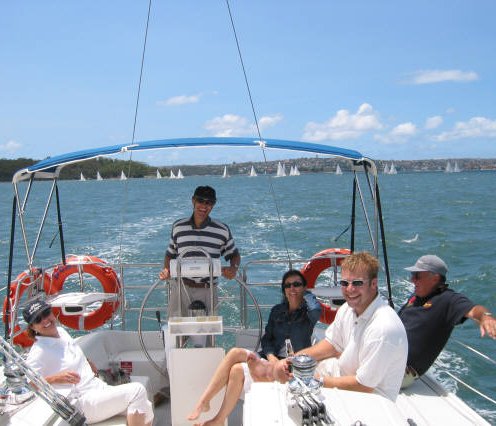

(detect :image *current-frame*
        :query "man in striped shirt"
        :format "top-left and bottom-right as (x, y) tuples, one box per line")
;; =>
(159, 186), (241, 317)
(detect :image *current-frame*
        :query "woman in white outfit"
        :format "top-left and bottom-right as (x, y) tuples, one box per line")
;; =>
(23, 300), (154, 425)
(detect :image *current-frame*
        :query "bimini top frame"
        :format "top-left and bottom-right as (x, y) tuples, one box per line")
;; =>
(13, 137), (373, 183)
(5, 137), (392, 338)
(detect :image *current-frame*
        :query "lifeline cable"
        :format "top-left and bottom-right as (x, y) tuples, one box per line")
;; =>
(225, 0), (293, 267)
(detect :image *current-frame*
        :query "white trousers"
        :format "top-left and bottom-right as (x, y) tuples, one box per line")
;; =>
(74, 379), (153, 424)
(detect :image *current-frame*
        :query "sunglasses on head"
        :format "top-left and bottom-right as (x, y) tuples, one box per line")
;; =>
(32, 308), (51, 324)
(339, 279), (367, 287)
(283, 281), (305, 289)
(195, 197), (215, 206)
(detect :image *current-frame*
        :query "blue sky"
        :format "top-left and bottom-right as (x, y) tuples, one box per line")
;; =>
(1, 1), (495, 166)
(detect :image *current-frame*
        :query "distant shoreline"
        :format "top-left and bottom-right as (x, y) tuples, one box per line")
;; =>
(1, 157), (495, 182)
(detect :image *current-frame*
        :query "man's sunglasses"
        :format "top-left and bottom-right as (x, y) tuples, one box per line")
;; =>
(283, 281), (305, 289)
(195, 197), (215, 206)
(339, 279), (367, 287)
(32, 309), (52, 324)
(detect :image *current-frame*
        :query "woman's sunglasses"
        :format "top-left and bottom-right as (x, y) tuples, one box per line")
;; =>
(32, 309), (52, 324)
(283, 281), (305, 289)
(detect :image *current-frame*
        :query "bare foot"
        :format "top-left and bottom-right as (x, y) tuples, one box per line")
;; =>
(187, 401), (210, 421)
(194, 420), (224, 426)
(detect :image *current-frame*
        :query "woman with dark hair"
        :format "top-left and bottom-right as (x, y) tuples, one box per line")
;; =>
(187, 270), (321, 426)
(23, 300), (154, 425)
(260, 269), (322, 361)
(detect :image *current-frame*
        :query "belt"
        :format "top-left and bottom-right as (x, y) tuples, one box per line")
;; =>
(181, 278), (216, 288)
(405, 366), (419, 378)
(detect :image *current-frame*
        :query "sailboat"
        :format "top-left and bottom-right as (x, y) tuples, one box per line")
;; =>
(383, 164), (390, 174)
(276, 162), (286, 177)
(445, 161), (453, 173)
(336, 164), (343, 175)
(249, 165), (257, 177)
(222, 166), (229, 178)
(453, 161), (461, 173)
(169, 170), (176, 179)
(289, 165), (300, 176)
(120, 171), (127, 180)
(177, 169), (184, 179)
(156, 169), (162, 179)
(96, 171), (103, 181)
(389, 163), (398, 175)
(80, 172), (86, 181)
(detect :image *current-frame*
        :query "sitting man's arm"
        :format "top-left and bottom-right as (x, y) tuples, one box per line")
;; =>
(321, 375), (373, 393)
(296, 338), (340, 361)
(465, 305), (496, 338)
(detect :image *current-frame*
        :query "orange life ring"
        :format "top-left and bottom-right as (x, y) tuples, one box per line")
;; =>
(301, 248), (351, 324)
(2, 270), (50, 347)
(46, 255), (120, 330)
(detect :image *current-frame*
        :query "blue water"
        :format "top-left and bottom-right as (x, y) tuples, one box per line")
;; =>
(0, 171), (495, 422)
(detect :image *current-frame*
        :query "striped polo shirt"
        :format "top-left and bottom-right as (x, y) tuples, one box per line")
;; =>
(165, 215), (239, 283)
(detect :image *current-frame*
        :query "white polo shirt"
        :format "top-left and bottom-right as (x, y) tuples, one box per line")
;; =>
(321, 294), (408, 400)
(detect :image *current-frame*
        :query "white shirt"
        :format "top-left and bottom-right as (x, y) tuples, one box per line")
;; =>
(25, 327), (96, 396)
(323, 294), (408, 400)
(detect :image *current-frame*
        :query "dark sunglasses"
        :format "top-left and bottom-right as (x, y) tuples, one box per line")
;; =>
(339, 279), (367, 287)
(32, 309), (52, 324)
(283, 281), (305, 289)
(195, 197), (215, 206)
(410, 272), (421, 280)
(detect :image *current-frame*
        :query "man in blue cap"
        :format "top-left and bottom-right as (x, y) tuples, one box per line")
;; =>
(399, 254), (495, 386)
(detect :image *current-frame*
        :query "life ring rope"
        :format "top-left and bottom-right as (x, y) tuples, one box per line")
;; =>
(301, 248), (351, 324)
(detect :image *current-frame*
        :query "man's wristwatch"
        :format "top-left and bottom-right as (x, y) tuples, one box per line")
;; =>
(482, 312), (492, 317)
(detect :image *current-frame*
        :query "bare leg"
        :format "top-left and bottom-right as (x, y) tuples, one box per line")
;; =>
(194, 363), (245, 426)
(127, 411), (150, 426)
(187, 348), (249, 421)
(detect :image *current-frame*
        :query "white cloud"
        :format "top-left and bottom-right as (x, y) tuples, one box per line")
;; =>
(435, 117), (496, 141)
(303, 103), (382, 141)
(0, 140), (22, 154)
(406, 70), (478, 85)
(156, 94), (200, 106)
(425, 116), (443, 129)
(374, 122), (417, 144)
(204, 113), (282, 137)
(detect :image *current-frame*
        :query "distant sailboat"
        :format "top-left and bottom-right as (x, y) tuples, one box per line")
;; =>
(96, 171), (103, 181)
(120, 171), (127, 180)
(156, 169), (162, 179)
(453, 161), (461, 173)
(177, 169), (184, 179)
(222, 166), (229, 178)
(445, 161), (453, 173)
(170, 170), (176, 179)
(289, 165), (300, 176)
(249, 166), (257, 177)
(383, 164), (390, 174)
(276, 162), (286, 177)
(80, 172), (86, 181)
(389, 163), (398, 175)
(335, 164), (343, 175)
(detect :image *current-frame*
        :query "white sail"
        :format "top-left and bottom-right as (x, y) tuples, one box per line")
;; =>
(177, 169), (184, 179)
(453, 161), (461, 172)
(249, 166), (257, 177)
(445, 161), (453, 173)
(96, 171), (103, 181)
(276, 162), (286, 177)
(222, 166), (229, 178)
(336, 164), (343, 175)
(156, 169), (162, 179)
(80, 172), (86, 181)
(389, 163), (398, 175)
(383, 164), (390, 174)
(293, 165), (300, 176)
(170, 170), (176, 179)
(120, 171), (127, 180)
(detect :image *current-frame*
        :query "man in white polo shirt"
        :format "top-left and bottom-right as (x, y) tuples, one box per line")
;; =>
(278, 251), (408, 401)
